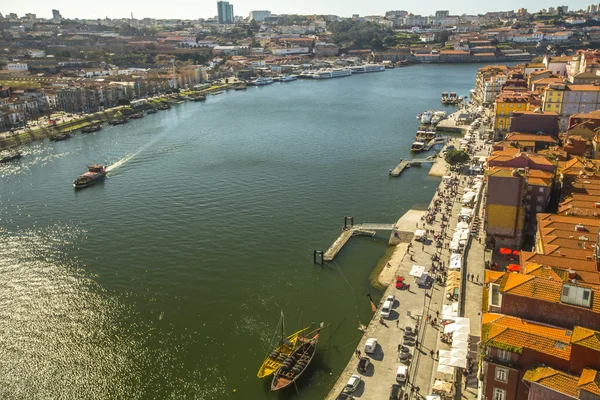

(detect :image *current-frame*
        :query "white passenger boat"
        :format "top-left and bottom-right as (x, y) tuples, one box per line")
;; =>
(420, 110), (434, 124)
(313, 68), (352, 79)
(350, 64), (386, 73)
(254, 77), (274, 85)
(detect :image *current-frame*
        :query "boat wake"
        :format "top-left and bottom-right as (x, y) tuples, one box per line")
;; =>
(105, 133), (164, 173)
(106, 153), (135, 173)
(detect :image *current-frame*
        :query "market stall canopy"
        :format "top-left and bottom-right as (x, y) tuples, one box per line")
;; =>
(456, 221), (469, 229)
(439, 349), (451, 358)
(432, 380), (453, 394)
(426, 395), (442, 400)
(449, 254), (462, 270)
(453, 331), (469, 342)
(444, 323), (470, 334)
(442, 303), (458, 319)
(409, 265), (426, 278)
(452, 339), (469, 350)
(414, 229), (427, 239)
(436, 364), (454, 375)
(451, 348), (468, 358)
(448, 356), (467, 368)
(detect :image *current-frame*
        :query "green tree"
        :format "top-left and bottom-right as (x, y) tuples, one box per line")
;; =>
(383, 36), (397, 48)
(445, 150), (470, 165)
(370, 38), (383, 50)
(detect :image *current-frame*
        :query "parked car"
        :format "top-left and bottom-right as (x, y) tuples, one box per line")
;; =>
(389, 384), (401, 399)
(364, 338), (377, 354)
(396, 366), (408, 383)
(395, 276), (404, 289)
(380, 300), (393, 318)
(336, 392), (354, 400)
(357, 356), (370, 373)
(344, 375), (362, 393)
(386, 294), (395, 305)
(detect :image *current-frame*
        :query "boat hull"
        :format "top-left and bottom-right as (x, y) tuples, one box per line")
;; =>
(73, 173), (106, 189)
(270, 332), (319, 391)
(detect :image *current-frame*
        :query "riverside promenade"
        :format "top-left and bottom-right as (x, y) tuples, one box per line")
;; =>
(325, 113), (493, 400)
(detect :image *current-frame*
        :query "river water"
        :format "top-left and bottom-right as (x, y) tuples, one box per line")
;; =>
(0, 64), (481, 399)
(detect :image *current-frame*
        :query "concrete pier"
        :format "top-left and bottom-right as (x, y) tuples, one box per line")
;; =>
(390, 160), (410, 177)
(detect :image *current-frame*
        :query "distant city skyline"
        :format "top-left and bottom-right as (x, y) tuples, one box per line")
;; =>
(3, 0), (590, 20)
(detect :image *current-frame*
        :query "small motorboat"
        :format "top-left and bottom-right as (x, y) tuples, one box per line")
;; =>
(0, 151), (22, 163)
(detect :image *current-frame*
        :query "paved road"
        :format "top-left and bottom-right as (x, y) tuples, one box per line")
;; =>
(325, 106), (494, 400)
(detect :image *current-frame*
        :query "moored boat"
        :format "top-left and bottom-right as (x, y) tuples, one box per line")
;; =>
(73, 164), (106, 189)
(420, 110), (434, 124)
(193, 94), (207, 100)
(81, 124), (102, 133)
(109, 118), (128, 125)
(128, 112), (144, 119)
(280, 75), (297, 82)
(0, 151), (22, 163)
(157, 103), (171, 110)
(441, 92), (449, 104)
(146, 108), (158, 114)
(270, 324), (323, 391)
(411, 142), (425, 152)
(254, 77), (274, 86)
(49, 132), (72, 141)
(234, 85), (247, 90)
(257, 313), (309, 379)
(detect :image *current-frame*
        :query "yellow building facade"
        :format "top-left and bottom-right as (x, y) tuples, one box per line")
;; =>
(494, 94), (530, 131)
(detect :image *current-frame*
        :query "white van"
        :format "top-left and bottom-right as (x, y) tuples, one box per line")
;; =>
(396, 365), (408, 383)
(380, 300), (393, 318)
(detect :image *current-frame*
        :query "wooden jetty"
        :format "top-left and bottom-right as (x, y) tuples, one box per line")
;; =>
(390, 160), (410, 177)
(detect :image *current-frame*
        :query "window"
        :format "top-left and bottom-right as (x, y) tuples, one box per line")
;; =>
(539, 187), (544, 193)
(490, 283), (502, 307)
(537, 196), (544, 202)
(495, 367), (508, 383)
(493, 387), (506, 400)
(527, 185), (532, 192)
(497, 349), (511, 362)
(536, 206), (542, 212)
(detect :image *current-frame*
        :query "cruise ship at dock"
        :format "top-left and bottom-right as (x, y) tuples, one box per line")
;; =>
(350, 64), (386, 73)
(313, 68), (352, 79)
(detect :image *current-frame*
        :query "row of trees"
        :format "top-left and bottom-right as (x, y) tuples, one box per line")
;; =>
(329, 20), (394, 50)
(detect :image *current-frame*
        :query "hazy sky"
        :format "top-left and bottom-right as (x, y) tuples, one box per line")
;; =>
(4, 0), (590, 20)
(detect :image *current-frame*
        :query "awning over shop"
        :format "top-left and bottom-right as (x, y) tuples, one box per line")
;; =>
(499, 247), (512, 255)
(507, 264), (521, 272)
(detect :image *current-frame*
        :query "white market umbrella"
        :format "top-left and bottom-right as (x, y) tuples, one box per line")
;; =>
(456, 221), (469, 229)
(442, 304), (457, 319)
(451, 348), (468, 358)
(453, 331), (469, 342)
(452, 339), (469, 350)
(444, 322), (470, 334)
(409, 265), (425, 278)
(436, 364), (454, 375)
(449, 356), (467, 368)
(439, 357), (451, 366)
(439, 349), (451, 358)
(454, 317), (470, 326)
